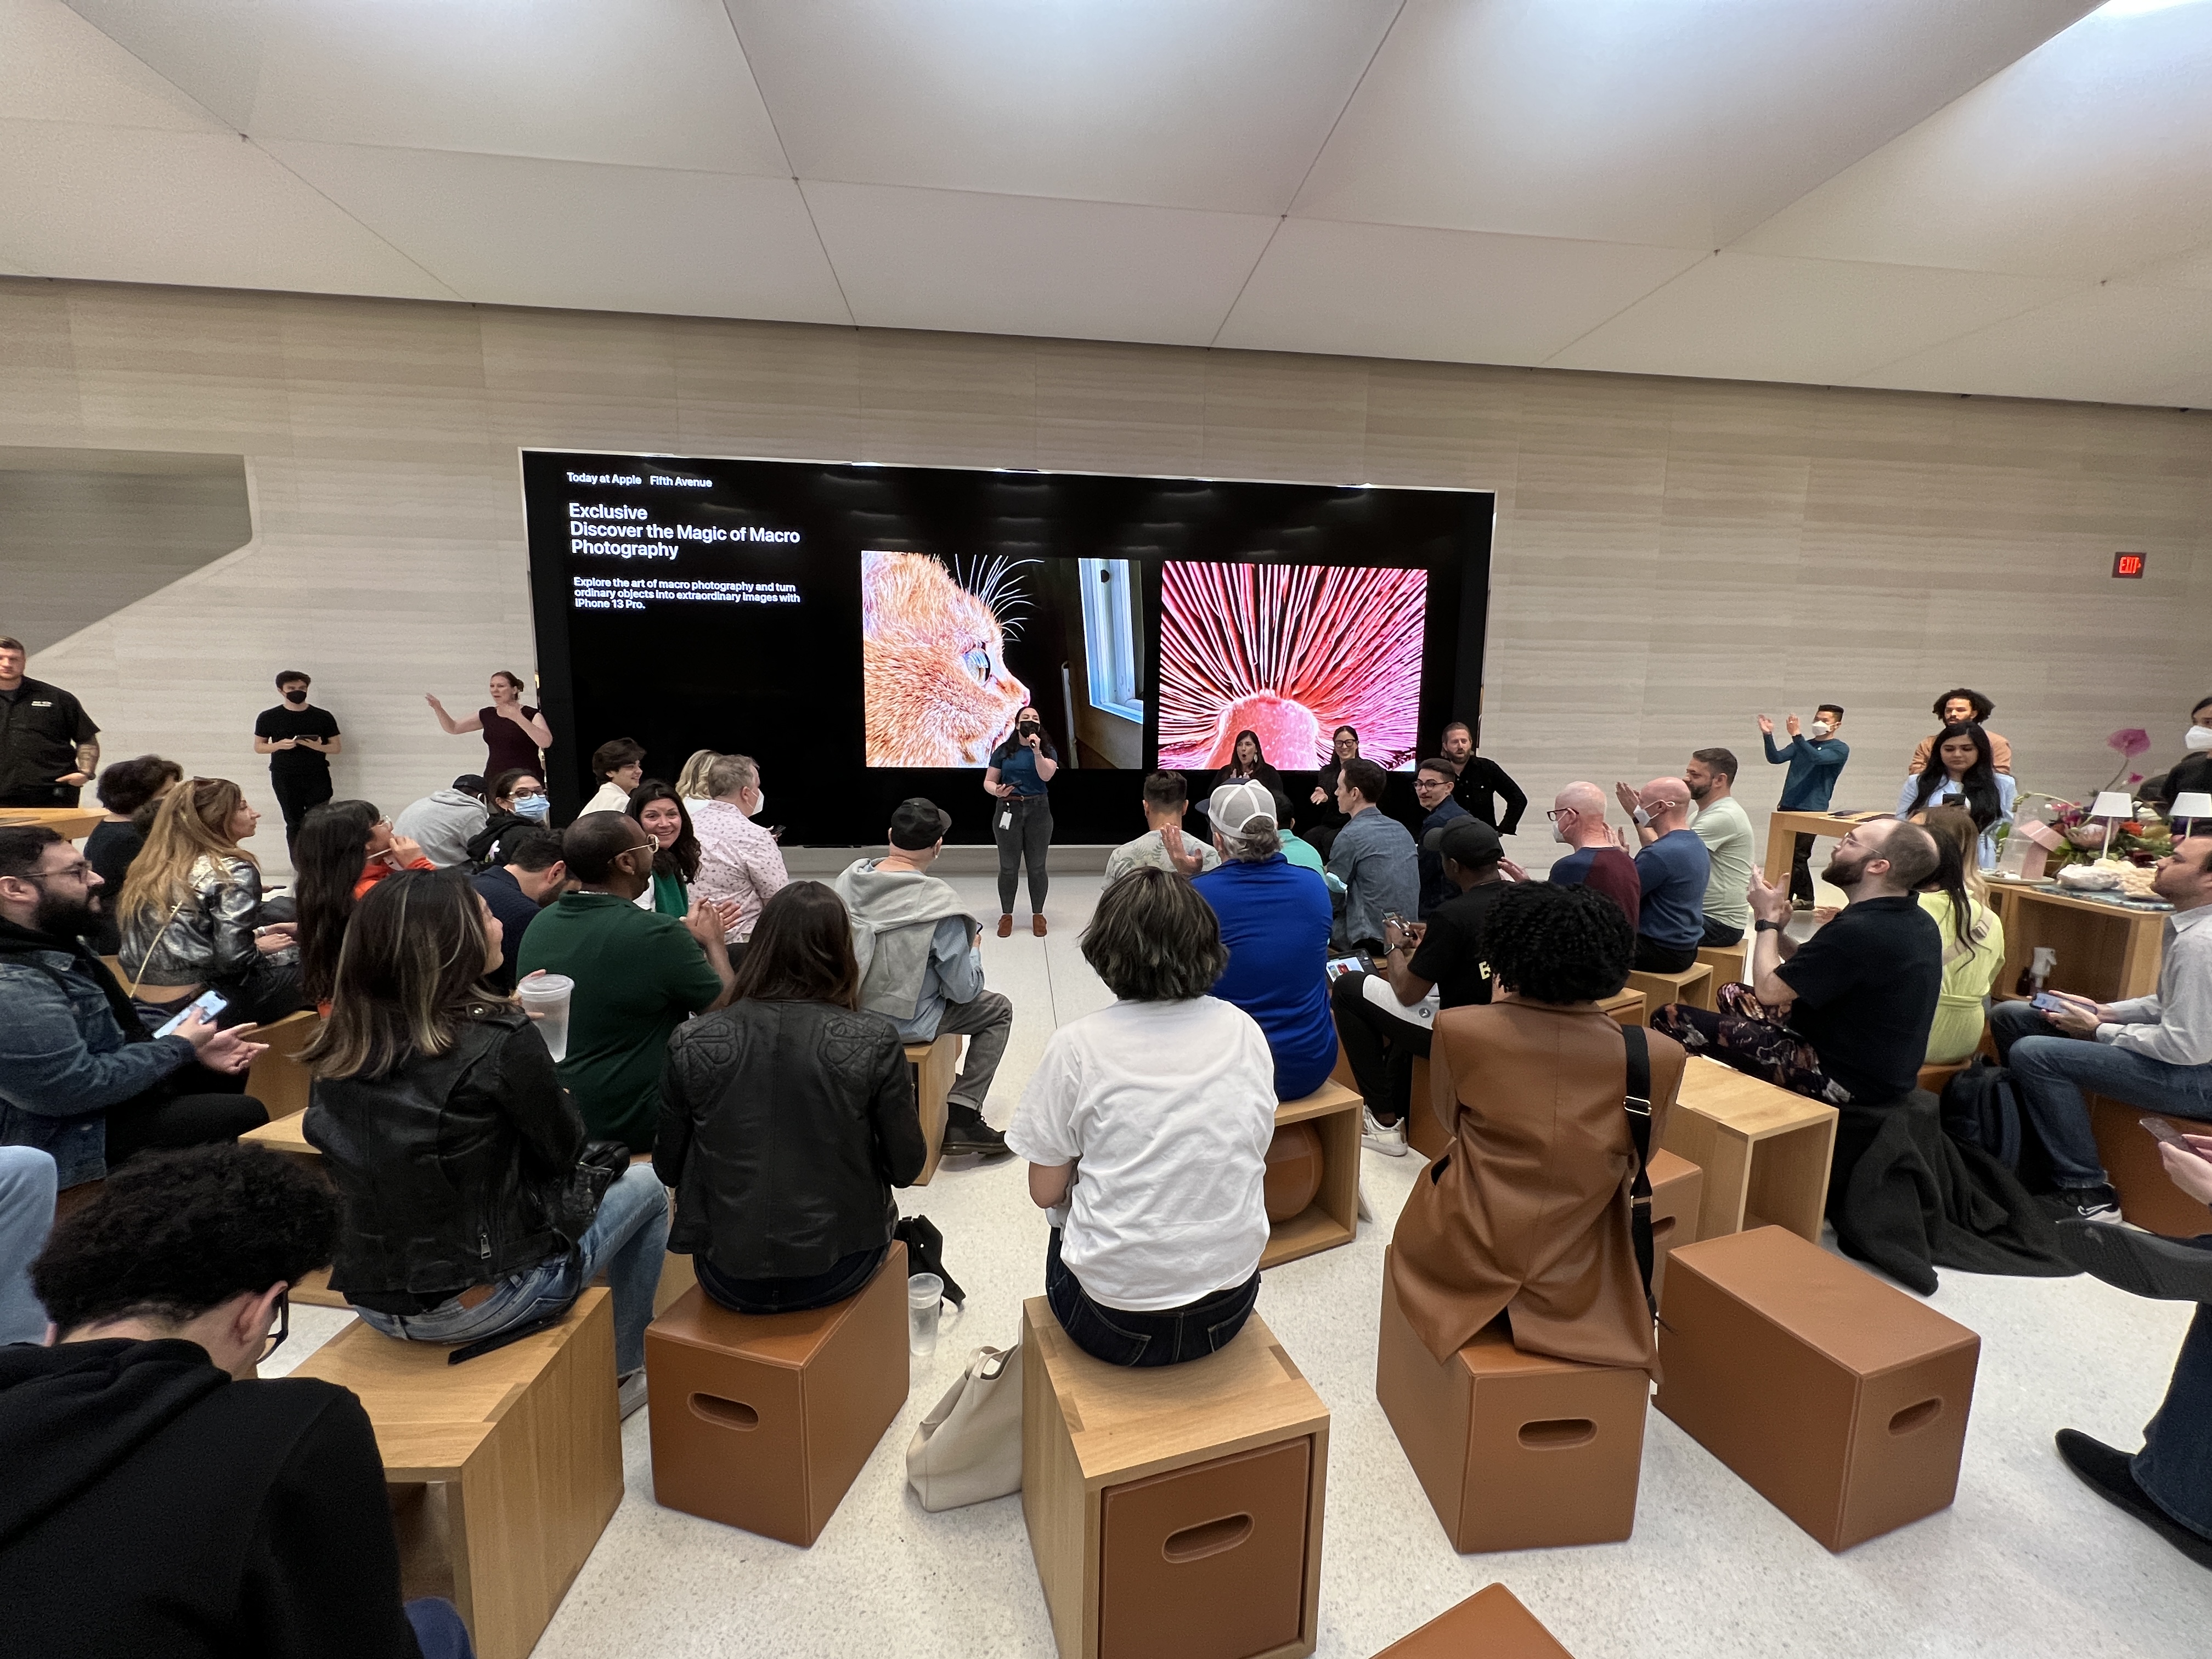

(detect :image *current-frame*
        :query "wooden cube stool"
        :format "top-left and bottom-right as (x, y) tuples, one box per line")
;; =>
(297, 1287), (623, 1659)
(1369, 1583), (1576, 1657)
(1022, 1296), (1329, 1659)
(1262, 1081), (1361, 1267)
(1626, 961), (1713, 1015)
(645, 1242), (909, 1547)
(1916, 1060), (1967, 1097)
(906, 1034), (961, 1184)
(1599, 987), (1646, 1028)
(1375, 1256), (1648, 1553)
(1645, 1148), (1703, 1307)
(1407, 1054), (1449, 1162)
(2092, 1096), (2212, 1237)
(245, 1008), (321, 1120)
(1696, 941), (1747, 996)
(1655, 1226), (1980, 1551)
(1665, 1058), (1838, 1243)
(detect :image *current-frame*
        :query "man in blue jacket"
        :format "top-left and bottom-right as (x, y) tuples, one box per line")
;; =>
(1759, 706), (1850, 907)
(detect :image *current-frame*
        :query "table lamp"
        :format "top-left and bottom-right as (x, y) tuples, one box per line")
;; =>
(2091, 791), (2136, 859)
(2171, 792), (2212, 838)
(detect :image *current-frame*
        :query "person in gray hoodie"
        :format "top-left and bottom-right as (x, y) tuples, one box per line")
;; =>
(831, 798), (1013, 1158)
(391, 775), (490, 869)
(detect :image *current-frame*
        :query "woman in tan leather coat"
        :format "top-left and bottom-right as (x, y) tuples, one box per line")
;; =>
(1387, 881), (1685, 1378)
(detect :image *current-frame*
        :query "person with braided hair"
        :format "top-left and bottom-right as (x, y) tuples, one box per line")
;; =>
(1386, 881), (1685, 1376)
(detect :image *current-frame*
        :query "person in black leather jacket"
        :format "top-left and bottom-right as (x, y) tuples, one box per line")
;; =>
(657, 880), (925, 1315)
(302, 871), (668, 1417)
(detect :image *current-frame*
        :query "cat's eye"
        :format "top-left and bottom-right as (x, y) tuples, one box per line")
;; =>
(962, 647), (990, 682)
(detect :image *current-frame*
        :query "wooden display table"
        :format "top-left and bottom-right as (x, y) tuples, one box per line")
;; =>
(1759, 811), (1869, 887)
(1262, 1081), (1361, 1267)
(1983, 878), (2165, 1005)
(1664, 1058), (1837, 1244)
(0, 805), (102, 840)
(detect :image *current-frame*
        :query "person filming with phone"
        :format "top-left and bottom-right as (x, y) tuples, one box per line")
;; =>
(1989, 833), (2212, 1225)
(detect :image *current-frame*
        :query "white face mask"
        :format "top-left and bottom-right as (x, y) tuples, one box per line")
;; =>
(1551, 819), (1570, 843)
(2187, 725), (2212, 753)
(1810, 720), (1832, 738)
(1630, 806), (1652, 828)
(748, 788), (766, 819)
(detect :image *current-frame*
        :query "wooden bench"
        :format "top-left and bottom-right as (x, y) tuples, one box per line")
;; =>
(1261, 1081), (1361, 1267)
(906, 1032), (961, 1184)
(244, 1009), (321, 1120)
(1626, 961), (1713, 1015)
(1664, 1057), (1837, 1244)
(298, 1286), (624, 1659)
(1022, 1295), (1329, 1659)
(1369, 1583), (1576, 1657)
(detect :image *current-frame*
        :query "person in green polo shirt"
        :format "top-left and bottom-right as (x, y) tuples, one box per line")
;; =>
(517, 811), (733, 1150)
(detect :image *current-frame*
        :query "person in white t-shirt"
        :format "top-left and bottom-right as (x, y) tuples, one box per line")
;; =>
(1007, 866), (1276, 1367)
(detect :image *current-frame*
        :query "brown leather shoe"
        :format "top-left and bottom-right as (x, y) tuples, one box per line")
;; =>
(1032, 915), (1047, 937)
(996, 915), (1013, 938)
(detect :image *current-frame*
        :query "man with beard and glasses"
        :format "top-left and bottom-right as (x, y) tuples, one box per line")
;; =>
(1651, 816), (1942, 1108)
(0, 827), (267, 1194)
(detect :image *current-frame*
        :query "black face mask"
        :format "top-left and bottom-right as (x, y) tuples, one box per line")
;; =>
(284, 690), (307, 704)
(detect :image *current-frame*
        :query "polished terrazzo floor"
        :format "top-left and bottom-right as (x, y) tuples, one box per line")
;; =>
(270, 873), (2208, 1658)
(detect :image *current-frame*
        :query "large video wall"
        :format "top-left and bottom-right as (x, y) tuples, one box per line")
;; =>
(522, 452), (1493, 845)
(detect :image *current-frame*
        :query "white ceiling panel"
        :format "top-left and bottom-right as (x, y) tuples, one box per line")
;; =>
(723, 0), (1400, 214)
(1216, 218), (1703, 365)
(0, 121), (459, 299)
(804, 182), (1273, 347)
(1854, 281), (2212, 406)
(263, 141), (849, 324)
(60, 0), (264, 129)
(1291, 0), (2096, 247)
(1547, 252), (2080, 385)
(1737, 2), (2212, 280)
(9, 0), (224, 130)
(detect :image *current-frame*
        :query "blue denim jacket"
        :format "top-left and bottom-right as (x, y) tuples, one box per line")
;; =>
(0, 944), (194, 1186)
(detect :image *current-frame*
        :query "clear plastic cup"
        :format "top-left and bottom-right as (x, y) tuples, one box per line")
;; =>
(516, 973), (574, 1063)
(907, 1272), (944, 1358)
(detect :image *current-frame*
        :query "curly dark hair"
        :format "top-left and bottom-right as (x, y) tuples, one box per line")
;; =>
(1484, 881), (1632, 1005)
(32, 1144), (338, 1333)
(1081, 866), (1228, 1001)
(94, 753), (183, 817)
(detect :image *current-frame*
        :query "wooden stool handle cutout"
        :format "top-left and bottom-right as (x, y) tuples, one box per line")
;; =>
(1163, 1513), (1254, 1562)
(691, 1394), (760, 1430)
(1889, 1398), (1942, 1436)
(1518, 1418), (1598, 1451)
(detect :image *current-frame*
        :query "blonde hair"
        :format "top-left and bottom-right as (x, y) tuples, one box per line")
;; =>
(675, 749), (721, 800)
(116, 778), (256, 927)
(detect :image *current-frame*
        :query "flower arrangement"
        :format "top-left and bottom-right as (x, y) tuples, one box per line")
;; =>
(2103, 727), (2151, 791)
(2044, 799), (2173, 867)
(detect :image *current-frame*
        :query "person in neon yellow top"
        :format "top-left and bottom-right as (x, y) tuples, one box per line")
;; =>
(1917, 806), (2007, 1064)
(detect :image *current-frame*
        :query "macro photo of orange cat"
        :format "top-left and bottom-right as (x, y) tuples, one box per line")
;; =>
(862, 550), (1032, 766)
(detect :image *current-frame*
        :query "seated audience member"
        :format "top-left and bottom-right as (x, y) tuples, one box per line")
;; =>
(690, 753), (787, 946)
(0, 1146), (55, 1343)
(1008, 869), (1276, 1368)
(349, 806), (433, 900)
(831, 799), (1012, 1158)
(1327, 757), (1419, 953)
(1685, 748), (1753, 946)
(1623, 777), (1710, 973)
(626, 780), (703, 919)
(1302, 725), (1362, 855)
(1192, 782), (1336, 1102)
(392, 774), (488, 870)
(0, 827), (268, 1190)
(1759, 707), (1850, 906)
(2049, 1133), (2212, 1568)
(674, 748), (721, 808)
(658, 882), (926, 1314)
(1653, 817), (1942, 1107)
(516, 813), (733, 1150)
(1389, 882), (1685, 1374)
(2142, 694), (2212, 810)
(1989, 833), (2212, 1223)
(304, 871), (667, 1416)
(82, 754), (182, 955)
(1899, 722), (2017, 869)
(1103, 770), (1220, 885)
(1335, 818), (1513, 1155)
(584, 738), (647, 816)
(463, 768), (550, 869)
(117, 778), (303, 1026)
(1546, 782), (1641, 927)
(1, 1144), (474, 1658)
(1205, 727), (1284, 805)
(1918, 806), (2006, 1065)
(1910, 688), (2013, 776)
(470, 826), (566, 995)
(1273, 788), (1341, 890)
(1440, 720), (1527, 834)
(1412, 757), (1470, 918)
(292, 799), (383, 1011)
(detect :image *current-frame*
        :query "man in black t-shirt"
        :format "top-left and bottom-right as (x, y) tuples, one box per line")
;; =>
(0, 636), (99, 809)
(1652, 816), (1942, 1105)
(1333, 817), (1513, 1154)
(253, 670), (341, 854)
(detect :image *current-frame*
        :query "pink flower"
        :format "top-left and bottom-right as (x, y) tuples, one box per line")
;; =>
(2108, 728), (2151, 757)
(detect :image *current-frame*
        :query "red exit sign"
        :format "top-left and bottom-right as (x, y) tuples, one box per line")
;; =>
(2114, 551), (2147, 578)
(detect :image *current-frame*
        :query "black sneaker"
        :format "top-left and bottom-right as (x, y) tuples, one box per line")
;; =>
(940, 1104), (1011, 1159)
(2038, 1184), (2124, 1226)
(2056, 1220), (2212, 1301)
(2055, 1430), (2212, 1570)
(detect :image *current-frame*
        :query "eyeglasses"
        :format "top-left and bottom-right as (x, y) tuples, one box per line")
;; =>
(1545, 808), (1575, 822)
(259, 1290), (290, 1362)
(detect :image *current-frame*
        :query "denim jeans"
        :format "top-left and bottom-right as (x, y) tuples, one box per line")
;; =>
(405, 1596), (475, 1659)
(355, 1165), (669, 1373)
(2135, 1293), (2212, 1541)
(1044, 1227), (1260, 1368)
(1989, 1001), (2212, 1188)
(0, 1147), (57, 1343)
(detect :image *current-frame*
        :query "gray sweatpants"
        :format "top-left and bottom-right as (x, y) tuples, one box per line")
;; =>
(932, 989), (1014, 1116)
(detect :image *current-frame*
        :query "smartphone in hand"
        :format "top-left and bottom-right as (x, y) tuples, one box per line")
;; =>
(155, 989), (229, 1038)
(2140, 1117), (2212, 1160)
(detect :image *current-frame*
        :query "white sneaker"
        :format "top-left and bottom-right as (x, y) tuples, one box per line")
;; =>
(617, 1368), (650, 1420)
(1362, 1109), (1408, 1157)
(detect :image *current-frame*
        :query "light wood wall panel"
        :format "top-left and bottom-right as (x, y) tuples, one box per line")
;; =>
(1, 275), (2205, 876)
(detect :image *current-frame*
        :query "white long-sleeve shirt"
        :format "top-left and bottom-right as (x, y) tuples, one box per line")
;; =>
(2097, 905), (2212, 1066)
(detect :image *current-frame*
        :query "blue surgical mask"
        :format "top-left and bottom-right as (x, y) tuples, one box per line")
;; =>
(514, 794), (551, 821)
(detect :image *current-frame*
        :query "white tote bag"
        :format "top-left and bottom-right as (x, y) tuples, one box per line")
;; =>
(905, 1343), (1023, 1511)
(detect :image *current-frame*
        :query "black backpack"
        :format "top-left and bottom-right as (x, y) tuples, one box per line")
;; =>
(1939, 1058), (2024, 1169)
